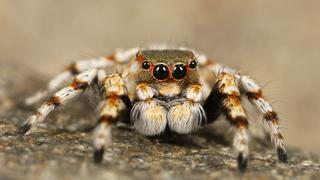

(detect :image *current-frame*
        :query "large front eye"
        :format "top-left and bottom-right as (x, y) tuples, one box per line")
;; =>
(153, 64), (169, 80)
(172, 64), (187, 80)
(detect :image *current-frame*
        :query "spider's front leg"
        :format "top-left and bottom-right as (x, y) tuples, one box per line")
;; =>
(25, 48), (139, 105)
(167, 84), (207, 134)
(92, 70), (132, 163)
(18, 69), (98, 135)
(215, 72), (250, 172)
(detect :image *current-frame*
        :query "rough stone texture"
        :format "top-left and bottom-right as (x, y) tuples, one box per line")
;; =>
(0, 63), (319, 180)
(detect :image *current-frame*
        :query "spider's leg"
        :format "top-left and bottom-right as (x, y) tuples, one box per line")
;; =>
(18, 69), (98, 135)
(93, 70), (132, 163)
(203, 85), (223, 124)
(240, 75), (287, 163)
(216, 72), (250, 172)
(24, 57), (113, 105)
(25, 48), (139, 105)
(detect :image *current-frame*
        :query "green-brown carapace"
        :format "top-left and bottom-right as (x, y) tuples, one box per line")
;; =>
(134, 50), (200, 97)
(19, 46), (288, 172)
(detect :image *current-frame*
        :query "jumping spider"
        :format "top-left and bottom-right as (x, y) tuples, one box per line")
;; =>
(18, 45), (287, 172)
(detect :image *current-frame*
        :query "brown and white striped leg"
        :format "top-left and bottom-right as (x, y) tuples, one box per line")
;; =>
(25, 48), (139, 105)
(240, 75), (287, 163)
(18, 69), (98, 135)
(93, 70), (132, 163)
(216, 72), (250, 172)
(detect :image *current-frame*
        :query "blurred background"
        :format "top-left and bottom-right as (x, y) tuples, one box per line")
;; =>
(0, 0), (319, 153)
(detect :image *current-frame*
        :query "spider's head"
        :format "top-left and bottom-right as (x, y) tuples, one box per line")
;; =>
(133, 49), (199, 84)
(131, 49), (200, 97)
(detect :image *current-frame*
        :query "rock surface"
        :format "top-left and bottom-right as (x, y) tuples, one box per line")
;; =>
(0, 63), (319, 180)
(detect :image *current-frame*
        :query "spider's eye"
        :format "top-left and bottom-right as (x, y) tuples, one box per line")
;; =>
(189, 60), (197, 69)
(172, 64), (187, 80)
(153, 64), (169, 80)
(142, 61), (150, 70)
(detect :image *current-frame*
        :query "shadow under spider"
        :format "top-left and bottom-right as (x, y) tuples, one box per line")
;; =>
(145, 127), (231, 149)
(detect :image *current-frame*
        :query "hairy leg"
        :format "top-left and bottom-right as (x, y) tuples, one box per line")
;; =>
(93, 70), (132, 163)
(240, 75), (287, 162)
(203, 85), (223, 124)
(25, 48), (139, 105)
(202, 55), (288, 164)
(18, 69), (98, 135)
(216, 72), (250, 172)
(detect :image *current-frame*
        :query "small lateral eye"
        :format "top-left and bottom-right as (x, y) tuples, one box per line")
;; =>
(142, 61), (150, 69)
(189, 60), (197, 69)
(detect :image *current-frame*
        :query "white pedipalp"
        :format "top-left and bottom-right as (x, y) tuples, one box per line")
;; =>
(136, 83), (157, 100)
(131, 100), (168, 136)
(168, 100), (206, 134)
(185, 85), (204, 103)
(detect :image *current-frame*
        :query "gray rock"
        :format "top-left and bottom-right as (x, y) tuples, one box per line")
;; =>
(0, 63), (319, 180)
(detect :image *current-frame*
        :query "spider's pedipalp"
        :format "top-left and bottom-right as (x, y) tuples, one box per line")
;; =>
(93, 70), (132, 163)
(216, 72), (250, 171)
(18, 69), (97, 135)
(168, 85), (206, 134)
(168, 99), (206, 134)
(240, 75), (287, 162)
(131, 99), (168, 136)
(131, 83), (167, 136)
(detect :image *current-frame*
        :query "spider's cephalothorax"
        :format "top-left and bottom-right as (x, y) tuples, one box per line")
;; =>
(130, 50), (206, 136)
(18, 46), (288, 172)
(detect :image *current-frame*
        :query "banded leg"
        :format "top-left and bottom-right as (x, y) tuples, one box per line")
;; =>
(25, 48), (139, 105)
(203, 85), (223, 124)
(93, 70), (132, 163)
(240, 75), (287, 162)
(216, 72), (250, 172)
(18, 69), (98, 135)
